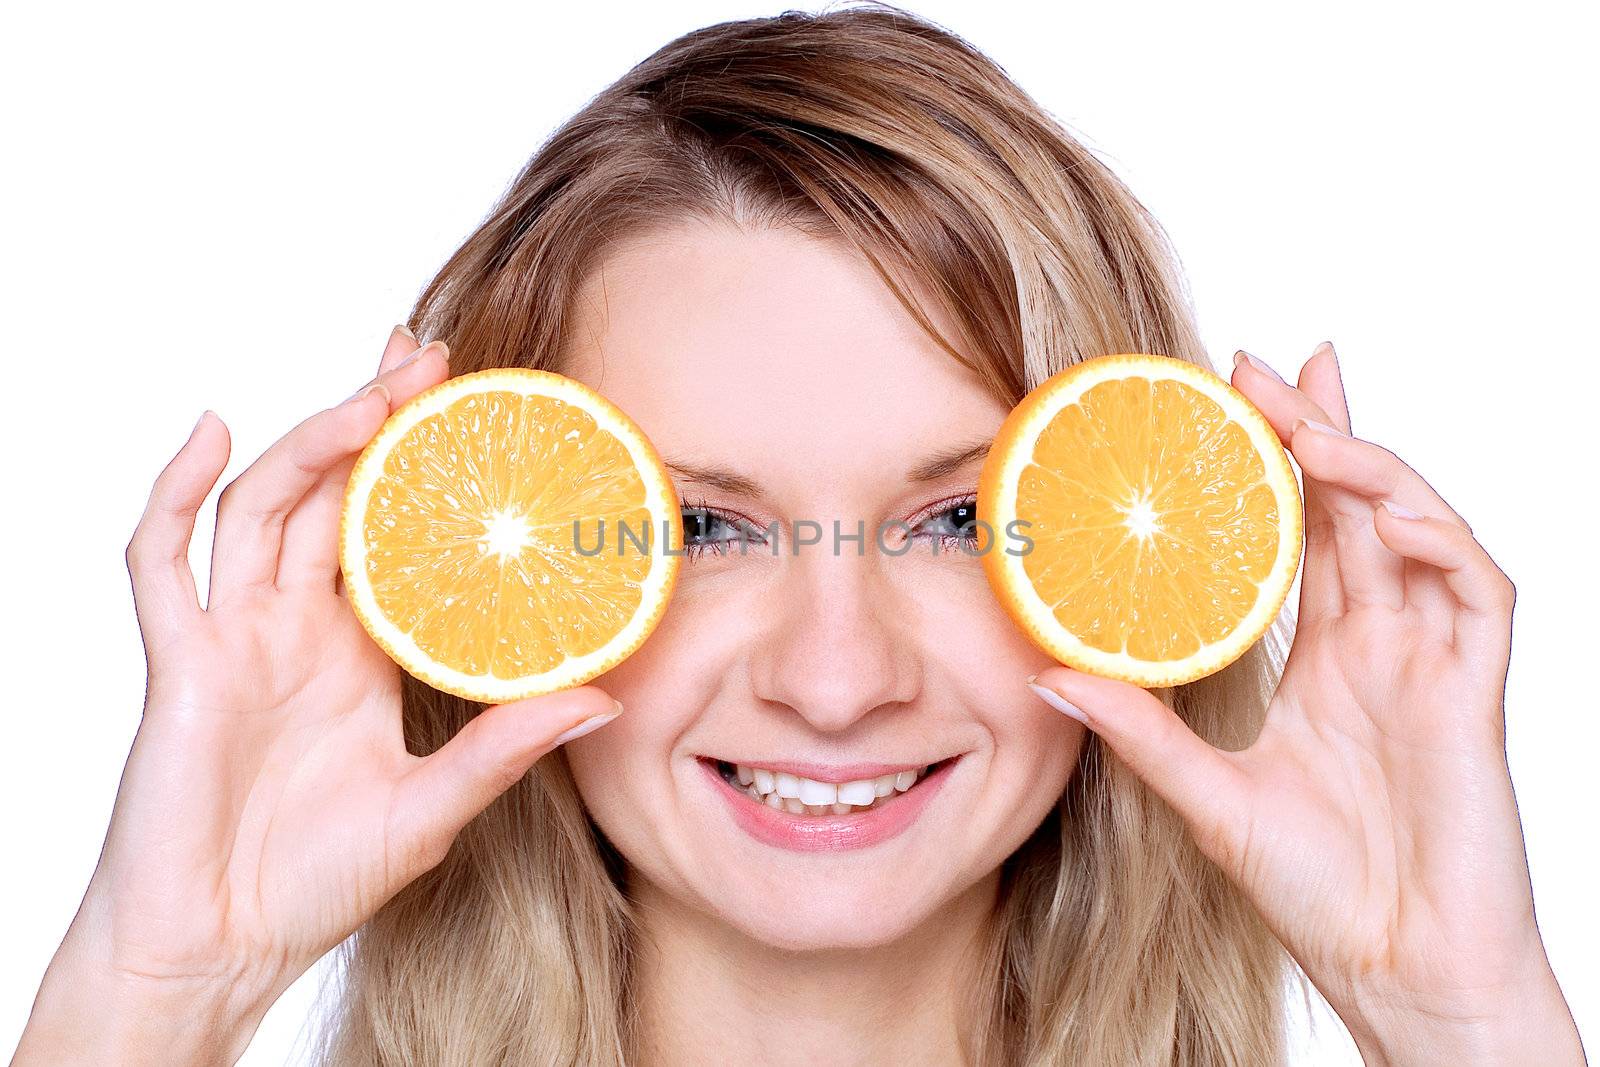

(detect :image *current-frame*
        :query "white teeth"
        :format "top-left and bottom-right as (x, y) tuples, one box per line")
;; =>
(798, 778), (837, 806)
(727, 761), (939, 816)
(837, 779), (876, 806)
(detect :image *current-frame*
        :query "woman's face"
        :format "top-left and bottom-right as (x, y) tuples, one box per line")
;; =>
(561, 219), (1083, 951)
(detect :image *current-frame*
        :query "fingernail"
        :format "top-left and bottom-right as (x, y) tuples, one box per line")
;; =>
(553, 707), (621, 746)
(1379, 498), (1423, 520)
(1237, 350), (1287, 384)
(184, 410), (214, 446)
(393, 340), (446, 372)
(1025, 677), (1088, 725)
(342, 380), (391, 406)
(1295, 416), (1346, 438)
(394, 323), (416, 341)
(1313, 340), (1336, 360)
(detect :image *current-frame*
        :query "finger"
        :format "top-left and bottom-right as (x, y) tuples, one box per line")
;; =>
(1234, 346), (1348, 621)
(389, 687), (622, 875)
(1370, 500), (1516, 657)
(1236, 345), (1452, 615)
(1231, 344), (1345, 444)
(1290, 344), (1353, 620)
(377, 323), (421, 374)
(1234, 344), (1472, 536)
(1286, 404), (1472, 627)
(277, 454), (361, 594)
(1289, 414), (1486, 613)
(126, 411), (228, 647)
(1299, 341), (1351, 435)
(277, 340), (452, 591)
(1285, 417), (1406, 610)
(1397, 556), (1461, 643)
(207, 385), (395, 603)
(1026, 667), (1251, 861)
(1288, 416), (1472, 534)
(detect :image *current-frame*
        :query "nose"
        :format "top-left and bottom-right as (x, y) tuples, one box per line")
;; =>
(746, 545), (923, 733)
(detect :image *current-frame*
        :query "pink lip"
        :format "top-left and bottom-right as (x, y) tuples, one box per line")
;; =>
(700, 757), (958, 853)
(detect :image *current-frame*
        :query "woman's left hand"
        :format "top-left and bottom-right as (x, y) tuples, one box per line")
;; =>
(1027, 342), (1585, 1066)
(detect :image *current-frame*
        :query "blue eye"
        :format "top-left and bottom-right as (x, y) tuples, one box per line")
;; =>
(913, 495), (981, 548)
(680, 503), (766, 559)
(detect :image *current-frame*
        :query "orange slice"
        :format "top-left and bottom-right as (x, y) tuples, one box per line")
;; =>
(978, 353), (1302, 687)
(339, 368), (681, 703)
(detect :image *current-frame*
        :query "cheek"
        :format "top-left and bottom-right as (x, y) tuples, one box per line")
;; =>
(1004, 696), (1085, 784)
(560, 598), (726, 861)
(912, 559), (1059, 688)
(914, 569), (1085, 813)
(570, 585), (729, 765)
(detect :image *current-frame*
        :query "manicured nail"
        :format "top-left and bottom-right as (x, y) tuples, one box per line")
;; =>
(1379, 499), (1423, 520)
(1236, 350), (1286, 384)
(1313, 340), (1336, 360)
(392, 339), (445, 372)
(391, 348), (423, 371)
(1025, 677), (1088, 725)
(1295, 417), (1346, 438)
(183, 410), (214, 447)
(553, 708), (621, 746)
(394, 323), (416, 341)
(342, 380), (391, 406)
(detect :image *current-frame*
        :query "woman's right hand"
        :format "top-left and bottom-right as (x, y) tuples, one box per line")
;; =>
(14, 327), (621, 1066)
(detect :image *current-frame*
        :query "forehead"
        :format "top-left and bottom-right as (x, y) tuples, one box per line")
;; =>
(558, 219), (1008, 479)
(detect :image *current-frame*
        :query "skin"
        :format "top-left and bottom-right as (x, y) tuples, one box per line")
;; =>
(13, 219), (1584, 1065)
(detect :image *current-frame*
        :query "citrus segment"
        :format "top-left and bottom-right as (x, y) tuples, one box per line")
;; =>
(979, 353), (1302, 687)
(340, 368), (681, 703)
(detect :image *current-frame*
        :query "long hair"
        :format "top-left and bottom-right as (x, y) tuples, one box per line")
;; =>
(314, 4), (1292, 1063)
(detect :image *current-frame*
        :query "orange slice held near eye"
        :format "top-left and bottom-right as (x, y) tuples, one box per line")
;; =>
(977, 353), (1304, 688)
(342, 354), (1298, 701)
(339, 368), (682, 704)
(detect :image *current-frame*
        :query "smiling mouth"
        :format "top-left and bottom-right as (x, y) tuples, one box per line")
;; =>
(706, 758), (955, 816)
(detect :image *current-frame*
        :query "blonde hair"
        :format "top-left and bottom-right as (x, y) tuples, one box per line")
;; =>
(314, 4), (1293, 1063)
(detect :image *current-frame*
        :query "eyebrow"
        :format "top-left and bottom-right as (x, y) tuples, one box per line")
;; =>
(905, 438), (991, 483)
(663, 437), (992, 499)
(663, 460), (766, 498)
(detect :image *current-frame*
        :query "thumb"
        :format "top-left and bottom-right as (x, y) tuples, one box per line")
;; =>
(391, 686), (621, 871)
(1027, 666), (1249, 845)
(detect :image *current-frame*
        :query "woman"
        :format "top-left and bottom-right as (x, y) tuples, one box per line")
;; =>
(15, 5), (1584, 1064)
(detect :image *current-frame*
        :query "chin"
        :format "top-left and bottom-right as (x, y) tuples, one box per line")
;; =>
(703, 865), (971, 952)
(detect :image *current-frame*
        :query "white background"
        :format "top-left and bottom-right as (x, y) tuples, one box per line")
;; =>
(2, 1), (1595, 1062)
